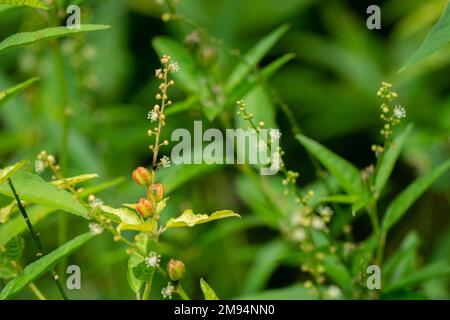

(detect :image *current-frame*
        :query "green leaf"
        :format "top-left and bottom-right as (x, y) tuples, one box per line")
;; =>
(0, 24), (111, 54)
(100, 205), (142, 225)
(226, 24), (290, 91)
(0, 201), (16, 223)
(0, 206), (55, 247)
(200, 278), (219, 300)
(0, 170), (89, 218)
(382, 160), (450, 232)
(0, 232), (96, 299)
(117, 221), (157, 234)
(3, 236), (24, 261)
(0, 4), (17, 13)
(0, 161), (27, 184)
(296, 134), (367, 196)
(0, 0), (50, 10)
(323, 255), (355, 293)
(384, 262), (450, 293)
(132, 261), (155, 282)
(51, 173), (99, 189)
(127, 233), (151, 295)
(0, 264), (17, 280)
(152, 36), (200, 93)
(0, 77), (39, 107)
(374, 124), (413, 195)
(319, 194), (361, 204)
(165, 209), (240, 229)
(399, 2), (450, 72)
(78, 177), (125, 197)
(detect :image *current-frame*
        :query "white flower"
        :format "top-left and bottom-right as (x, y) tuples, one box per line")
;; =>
(159, 156), (171, 168)
(161, 282), (175, 299)
(148, 110), (159, 122)
(311, 216), (325, 230)
(269, 129), (281, 141)
(316, 205), (333, 217)
(324, 285), (341, 299)
(89, 222), (104, 235)
(270, 151), (282, 172)
(90, 198), (103, 209)
(257, 139), (267, 152)
(291, 228), (306, 242)
(155, 68), (163, 78)
(168, 62), (179, 73)
(393, 105), (406, 119)
(34, 160), (46, 174)
(145, 251), (161, 268)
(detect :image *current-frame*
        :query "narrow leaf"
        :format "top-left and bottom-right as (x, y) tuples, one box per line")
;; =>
(0, 0), (50, 10)
(200, 278), (219, 300)
(399, 2), (450, 72)
(0, 232), (96, 299)
(374, 124), (413, 195)
(296, 134), (367, 196)
(165, 209), (240, 229)
(226, 24), (290, 91)
(382, 160), (450, 231)
(0, 24), (111, 54)
(51, 173), (99, 189)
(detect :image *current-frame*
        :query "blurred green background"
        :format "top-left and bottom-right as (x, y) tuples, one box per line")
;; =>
(1, 0), (449, 299)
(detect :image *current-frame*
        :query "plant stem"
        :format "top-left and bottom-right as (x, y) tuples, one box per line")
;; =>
(142, 275), (154, 300)
(28, 283), (47, 300)
(176, 284), (190, 300)
(7, 178), (68, 300)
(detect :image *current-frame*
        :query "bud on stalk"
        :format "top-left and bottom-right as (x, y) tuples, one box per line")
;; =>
(132, 167), (151, 186)
(136, 198), (153, 218)
(148, 183), (164, 202)
(167, 259), (185, 281)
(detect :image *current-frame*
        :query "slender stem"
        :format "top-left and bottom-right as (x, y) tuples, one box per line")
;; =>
(7, 178), (68, 300)
(28, 283), (47, 300)
(176, 284), (190, 300)
(142, 274), (154, 300)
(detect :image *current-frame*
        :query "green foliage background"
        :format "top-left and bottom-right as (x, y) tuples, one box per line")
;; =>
(0, 0), (449, 299)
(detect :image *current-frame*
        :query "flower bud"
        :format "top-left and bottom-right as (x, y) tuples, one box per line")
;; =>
(148, 183), (164, 202)
(167, 259), (185, 281)
(136, 198), (153, 218)
(132, 167), (151, 186)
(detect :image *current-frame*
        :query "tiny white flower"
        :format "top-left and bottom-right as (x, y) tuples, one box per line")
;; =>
(325, 285), (341, 299)
(34, 160), (46, 174)
(90, 198), (103, 209)
(311, 216), (325, 230)
(148, 110), (159, 122)
(316, 205), (333, 218)
(155, 68), (163, 78)
(257, 139), (267, 152)
(168, 62), (179, 73)
(269, 129), (281, 141)
(145, 251), (161, 268)
(159, 156), (171, 168)
(393, 105), (406, 119)
(270, 151), (282, 172)
(291, 228), (306, 242)
(89, 222), (104, 235)
(161, 282), (175, 299)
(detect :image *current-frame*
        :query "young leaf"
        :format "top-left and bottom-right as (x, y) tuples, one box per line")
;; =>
(399, 2), (450, 72)
(0, 206), (55, 247)
(0, 77), (39, 107)
(0, 161), (27, 184)
(127, 234), (150, 296)
(152, 36), (201, 93)
(117, 221), (157, 234)
(100, 205), (142, 225)
(51, 173), (99, 189)
(132, 262), (155, 282)
(0, 170), (89, 218)
(165, 209), (240, 229)
(0, 24), (111, 54)
(374, 124), (413, 195)
(3, 236), (24, 261)
(0, 0), (50, 10)
(0, 201), (16, 223)
(382, 160), (450, 232)
(296, 134), (367, 196)
(0, 232), (96, 299)
(384, 262), (450, 293)
(226, 24), (290, 91)
(200, 278), (219, 300)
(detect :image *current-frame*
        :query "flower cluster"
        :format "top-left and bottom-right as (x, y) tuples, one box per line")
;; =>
(372, 82), (406, 154)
